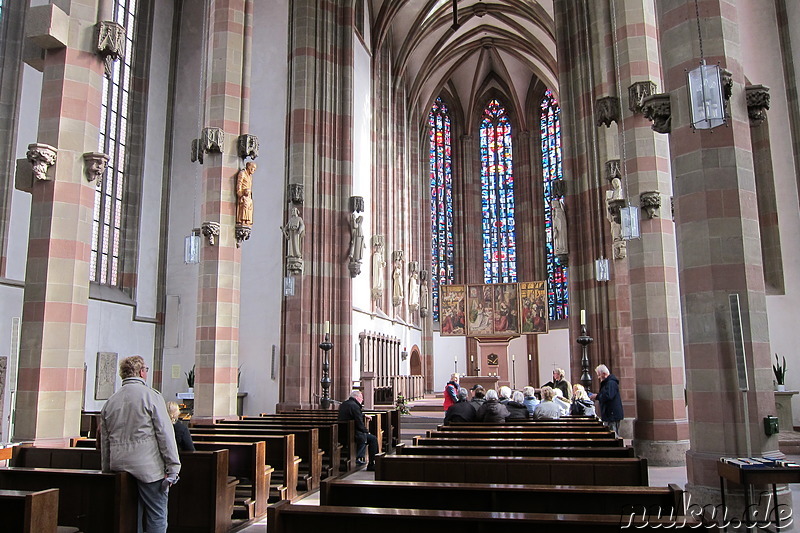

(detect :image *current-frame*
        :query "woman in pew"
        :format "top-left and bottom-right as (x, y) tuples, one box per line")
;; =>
(476, 389), (510, 422)
(168, 402), (195, 451)
(505, 390), (530, 420)
(532, 386), (561, 419)
(570, 384), (596, 417)
(522, 386), (539, 415)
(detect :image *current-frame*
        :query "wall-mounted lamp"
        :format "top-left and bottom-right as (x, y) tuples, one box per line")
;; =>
(620, 205), (640, 240)
(184, 230), (200, 264)
(688, 61), (725, 130)
(595, 258), (610, 282)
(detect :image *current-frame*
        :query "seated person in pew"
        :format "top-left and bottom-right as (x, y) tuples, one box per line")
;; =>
(505, 390), (530, 420)
(444, 388), (476, 424)
(522, 386), (540, 415)
(468, 385), (486, 412)
(101, 355), (181, 533)
(476, 389), (509, 422)
(570, 384), (596, 417)
(498, 385), (512, 405)
(167, 402), (195, 451)
(553, 389), (571, 415)
(338, 390), (378, 471)
(542, 368), (572, 399)
(532, 386), (561, 420)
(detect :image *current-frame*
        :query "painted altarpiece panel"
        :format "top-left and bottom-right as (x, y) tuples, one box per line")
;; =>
(467, 284), (494, 336)
(520, 281), (549, 334)
(439, 285), (467, 336)
(492, 283), (520, 335)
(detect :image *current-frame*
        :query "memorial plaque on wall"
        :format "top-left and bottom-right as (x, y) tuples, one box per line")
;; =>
(467, 285), (494, 336)
(440, 284), (467, 336)
(520, 281), (549, 334)
(95, 352), (118, 400)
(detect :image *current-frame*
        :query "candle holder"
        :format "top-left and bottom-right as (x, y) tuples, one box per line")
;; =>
(577, 324), (593, 392)
(319, 333), (333, 409)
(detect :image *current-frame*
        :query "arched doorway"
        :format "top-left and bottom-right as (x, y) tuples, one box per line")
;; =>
(410, 346), (422, 376)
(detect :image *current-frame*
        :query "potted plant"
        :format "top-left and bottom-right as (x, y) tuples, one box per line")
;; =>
(185, 364), (195, 393)
(774, 354), (787, 392)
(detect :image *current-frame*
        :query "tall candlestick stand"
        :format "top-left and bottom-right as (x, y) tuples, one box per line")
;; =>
(577, 324), (593, 392)
(319, 333), (333, 409)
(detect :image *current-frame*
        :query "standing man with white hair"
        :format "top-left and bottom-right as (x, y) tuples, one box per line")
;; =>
(101, 355), (180, 533)
(338, 390), (379, 471)
(589, 364), (624, 435)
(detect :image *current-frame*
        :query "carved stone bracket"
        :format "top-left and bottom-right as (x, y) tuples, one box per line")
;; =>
(287, 256), (304, 276)
(641, 93), (672, 134)
(720, 68), (733, 102)
(235, 224), (251, 247)
(191, 139), (203, 164)
(745, 85), (770, 127)
(97, 21), (125, 78)
(201, 128), (224, 155)
(551, 179), (566, 198)
(348, 260), (362, 278)
(83, 152), (109, 183)
(640, 191), (661, 219)
(289, 183), (304, 205)
(606, 160), (621, 182)
(350, 195), (364, 213)
(628, 81), (657, 114)
(607, 198), (625, 224)
(27, 143), (57, 181)
(237, 134), (259, 160)
(201, 221), (221, 246)
(596, 96), (620, 128)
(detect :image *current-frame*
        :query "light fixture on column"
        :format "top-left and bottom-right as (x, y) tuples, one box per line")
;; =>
(687, 0), (725, 130)
(620, 205), (640, 240)
(184, 230), (200, 264)
(595, 257), (610, 282)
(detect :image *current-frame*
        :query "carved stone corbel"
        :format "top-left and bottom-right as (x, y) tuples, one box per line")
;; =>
(640, 191), (661, 219)
(596, 96), (620, 128)
(628, 81), (657, 114)
(745, 85), (770, 127)
(289, 183), (304, 205)
(606, 160), (621, 182)
(97, 21), (125, 78)
(201, 221), (221, 246)
(350, 195), (364, 213)
(641, 93), (672, 134)
(27, 143), (57, 181)
(551, 179), (566, 198)
(237, 134), (259, 160)
(201, 127), (224, 155)
(83, 152), (109, 183)
(235, 225), (251, 247)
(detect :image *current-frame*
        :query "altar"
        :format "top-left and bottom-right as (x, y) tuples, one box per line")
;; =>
(458, 375), (500, 392)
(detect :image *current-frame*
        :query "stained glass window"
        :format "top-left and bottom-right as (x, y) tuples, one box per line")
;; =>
(93, 0), (136, 285)
(480, 99), (516, 283)
(541, 89), (568, 320)
(429, 97), (455, 322)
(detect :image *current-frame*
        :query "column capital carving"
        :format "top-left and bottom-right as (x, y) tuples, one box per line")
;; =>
(201, 127), (224, 155)
(745, 84), (770, 126)
(201, 221), (221, 246)
(237, 134), (259, 160)
(349, 196), (364, 213)
(235, 225), (251, 247)
(640, 191), (661, 219)
(605, 159), (621, 182)
(628, 81), (658, 114)
(82, 152), (109, 182)
(596, 96), (620, 128)
(641, 93), (672, 134)
(289, 183), (304, 205)
(26, 143), (57, 182)
(97, 21), (126, 78)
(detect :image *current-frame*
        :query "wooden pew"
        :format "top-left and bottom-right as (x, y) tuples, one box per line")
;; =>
(12, 446), (101, 470)
(169, 449), (238, 533)
(192, 425), (321, 491)
(267, 500), (703, 531)
(0, 488), (59, 533)
(258, 414), (357, 472)
(375, 455), (649, 486)
(191, 441), (272, 518)
(437, 423), (612, 432)
(280, 410), (386, 455)
(396, 444), (636, 458)
(0, 467), (138, 533)
(413, 436), (623, 447)
(320, 478), (685, 516)
(190, 432), (299, 501)
(426, 430), (616, 439)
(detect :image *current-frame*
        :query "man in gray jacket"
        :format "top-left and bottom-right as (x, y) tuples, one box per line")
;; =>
(101, 356), (181, 533)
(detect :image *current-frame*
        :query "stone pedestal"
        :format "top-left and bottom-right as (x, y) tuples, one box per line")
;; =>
(775, 390), (798, 432)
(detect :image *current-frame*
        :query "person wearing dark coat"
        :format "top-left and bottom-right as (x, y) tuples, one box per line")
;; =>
(505, 390), (530, 420)
(444, 387), (477, 424)
(338, 390), (379, 470)
(168, 401), (195, 451)
(476, 389), (509, 422)
(589, 364), (623, 435)
(469, 385), (486, 412)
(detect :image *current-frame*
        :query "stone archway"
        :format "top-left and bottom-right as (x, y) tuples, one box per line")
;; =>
(410, 346), (422, 376)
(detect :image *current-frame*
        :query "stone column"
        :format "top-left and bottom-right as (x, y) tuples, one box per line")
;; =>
(657, 0), (778, 504)
(615, 0), (689, 465)
(194, 0), (250, 419)
(15, 3), (104, 444)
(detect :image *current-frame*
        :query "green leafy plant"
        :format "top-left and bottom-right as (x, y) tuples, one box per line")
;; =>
(185, 364), (195, 388)
(394, 394), (411, 415)
(773, 354), (786, 385)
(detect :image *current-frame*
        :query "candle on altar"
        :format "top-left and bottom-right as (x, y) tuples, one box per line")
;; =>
(528, 353), (532, 361)
(324, 320), (330, 335)
(580, 309), (586, 326)
(512, 354), (515, 361)
(470, 355), (474, 362)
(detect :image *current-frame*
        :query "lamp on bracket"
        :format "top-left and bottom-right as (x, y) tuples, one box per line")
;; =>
(686, 0), (726, 131)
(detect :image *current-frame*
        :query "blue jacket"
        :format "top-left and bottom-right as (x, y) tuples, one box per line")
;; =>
(597, 374), (624, 422)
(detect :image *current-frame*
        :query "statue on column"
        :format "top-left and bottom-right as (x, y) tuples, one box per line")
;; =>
(419, 270), (430, 318)
(606, 177), (626, 260)
(392, 250), (404, 307)
(408, 261), (419, 311)
(371, 235), (386, 302)
(236, 162), (256, 226)
(347, 211), (365, 277)
(551, 197), (568, 256)
(281, 207), (305, 274)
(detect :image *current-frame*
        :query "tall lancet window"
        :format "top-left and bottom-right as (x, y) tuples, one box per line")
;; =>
(92, 0), (136, 285)
(480, 99), (516, 283)
(429, 97), (454, 322)
(541, 89), (568, 320)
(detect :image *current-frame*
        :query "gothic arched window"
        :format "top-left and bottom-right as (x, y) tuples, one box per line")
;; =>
(92, 0), (136, 285)
(429, 97), (454, 321)
(480, 99), (516, 283)
(541, 89), (568, 320)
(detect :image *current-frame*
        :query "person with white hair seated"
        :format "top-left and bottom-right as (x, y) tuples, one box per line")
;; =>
(498, 385), (512, 404)
(532, 386), (562, 420)
(505, 390), (530, 420)
(522, 386), (540, 415)
(444, 387), (477, 424)
(338, 390), (379, 471)
(552, 388), (571, 415)
(476, 388), (510, 422)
